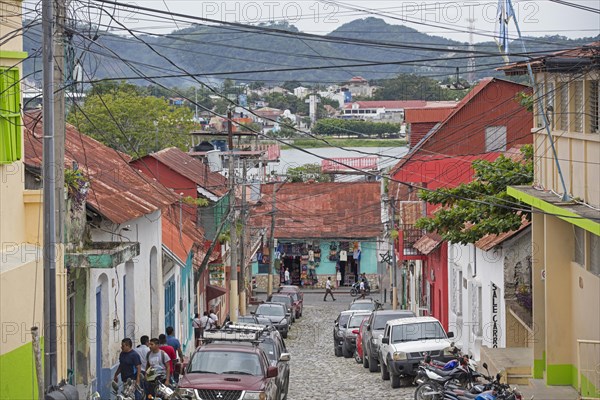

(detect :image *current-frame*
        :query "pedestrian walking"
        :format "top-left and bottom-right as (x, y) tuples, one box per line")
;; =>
(359, 278), (366, 299)
(284, 268), (290, 285)
(192, 313), (202, 346)
(114, 338), (142, 399)
(336, 268), (342, 288)
(165, 326), (184, 382)
(324, 277), (336, 301)
(134, 336), (150, 374)
(209, 309), (219, 329)
(158, 334), (176, 383)
(146, 338), (171, 397)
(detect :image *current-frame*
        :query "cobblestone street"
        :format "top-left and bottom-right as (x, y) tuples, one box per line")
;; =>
(257, 291), (416, 400)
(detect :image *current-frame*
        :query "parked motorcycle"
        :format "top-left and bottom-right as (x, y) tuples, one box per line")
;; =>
(349, 281), (371, 297)
(145, 367), (179, 400)
(111, 378), (137, 400)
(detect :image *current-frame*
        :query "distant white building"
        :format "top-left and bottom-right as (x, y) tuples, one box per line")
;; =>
(293, 86), (310, 99)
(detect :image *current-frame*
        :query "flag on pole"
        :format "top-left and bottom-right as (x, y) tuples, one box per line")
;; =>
(495, 0), (515, 62)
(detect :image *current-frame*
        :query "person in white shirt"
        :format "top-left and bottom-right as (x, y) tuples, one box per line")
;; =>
(209, 309), (219, 329)
(323, 277), (336, 301)
(284, 268), (290, 285)
(134, 335), (150, 373)
(359, 279), (366, 299)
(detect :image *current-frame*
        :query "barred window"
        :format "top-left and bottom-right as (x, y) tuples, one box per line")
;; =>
(559, 81), (569, 131)
(590, 80), (599, 134)
(574, 81), (584, 132)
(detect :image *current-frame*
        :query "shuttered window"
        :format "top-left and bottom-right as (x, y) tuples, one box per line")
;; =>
(0, 68), (21, 164)
(573, 81), (584, 133)
(559, 81), (569, 131)
(590, 80), (599, 134)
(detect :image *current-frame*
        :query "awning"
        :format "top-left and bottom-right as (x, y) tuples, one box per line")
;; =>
(413, 232), (443, 255)
(206, 284), (227, 301)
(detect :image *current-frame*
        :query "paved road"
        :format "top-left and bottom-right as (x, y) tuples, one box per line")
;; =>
(256, 291), (416, 400)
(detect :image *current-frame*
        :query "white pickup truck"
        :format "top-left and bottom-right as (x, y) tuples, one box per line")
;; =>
(378, 316), (455, 388)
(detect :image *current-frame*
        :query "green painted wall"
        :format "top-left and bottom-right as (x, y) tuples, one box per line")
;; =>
(547, 363), (575, 385)
(0, 339), (42, 399)
(533, 351), (545, 379)
(580, 370), (600, 399)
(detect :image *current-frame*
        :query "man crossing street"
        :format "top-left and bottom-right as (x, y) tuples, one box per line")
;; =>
(323, 277), (336, 301)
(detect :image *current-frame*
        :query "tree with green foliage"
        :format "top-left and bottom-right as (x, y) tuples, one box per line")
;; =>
(286, 163), (331, 182)
(68, 83), (195, 157)
(372, 74), (468, 101)
(415, 145), (533, 244)
(277, 117), (299, 138)
(313, 119), (401, 137)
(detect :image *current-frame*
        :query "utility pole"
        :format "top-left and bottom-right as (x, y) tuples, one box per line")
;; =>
(54, 0), (66, 243)
(238, 160), (247, 315)
(227, 108), (239, 323)
(267, 182), (277, 297)
(390, 198), (398, 310)
(42, 0), (58, 390)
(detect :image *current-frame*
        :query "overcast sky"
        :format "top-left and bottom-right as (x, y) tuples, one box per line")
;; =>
(80, 0), (599, 43)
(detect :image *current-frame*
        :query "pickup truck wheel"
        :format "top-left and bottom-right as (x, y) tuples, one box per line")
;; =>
(334, 344), (342, 357)
(343, 344), (353, 358)
(282, 331), (288, 339)
(390, 373), (401, 388)
(368, 352), (379, 373)
(380, 360), (390, 381)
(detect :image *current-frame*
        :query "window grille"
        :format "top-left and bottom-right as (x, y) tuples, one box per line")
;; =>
(590, 80), (599, 134)
(574, 226), (585, 267)
(574, 81), (584, 132)
(559, 81), (569, 131)
(546, 82), (555, 129)
(0, 68), (21, 164)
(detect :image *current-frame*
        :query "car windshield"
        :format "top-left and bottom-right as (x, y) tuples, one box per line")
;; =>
(238, 316), (258, 324)
(258, 339), (277, 362)
(189, 351), (263, 375)
(391, 322), (447, 343)
(349, 303), (374, 311)
(338, 314), (351, 328)
(374, 314), (408, 330)
(271, 296), (291, 306)
(256, 316), (274, 327)
(349, 315), (369, 328)
(257, 304), (285, 316)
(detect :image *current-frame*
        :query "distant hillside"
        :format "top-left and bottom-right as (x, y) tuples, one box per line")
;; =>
(22, 17), (598, 87)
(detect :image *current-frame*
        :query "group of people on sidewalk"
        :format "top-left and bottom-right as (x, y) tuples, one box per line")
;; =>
(114, 326), (185, 399)
(191, 309), (219, 346)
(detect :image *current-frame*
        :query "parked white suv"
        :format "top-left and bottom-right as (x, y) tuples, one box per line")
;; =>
(378, 316), (455, 388)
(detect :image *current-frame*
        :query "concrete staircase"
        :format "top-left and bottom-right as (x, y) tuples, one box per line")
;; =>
(479, 346), (533, 385)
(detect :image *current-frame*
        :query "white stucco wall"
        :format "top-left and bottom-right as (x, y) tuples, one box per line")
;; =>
(87, 209), (163, 378)
(448, 242), (506, 361)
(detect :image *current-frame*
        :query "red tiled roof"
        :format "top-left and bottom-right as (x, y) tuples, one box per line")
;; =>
(475, 219), (531, 251)
(23, 111), (177, 224)
(250, 182), (381, 239)
(498, 41), (600, 75)
(413, 232), (443, 255)
(162, 204), (207, 263)
(343, 100), (427, 109)
(139, 147), (228, 197)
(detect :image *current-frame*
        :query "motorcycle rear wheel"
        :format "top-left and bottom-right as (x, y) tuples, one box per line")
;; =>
(414, 382), (442, 400)
(350, 288), (358, 297)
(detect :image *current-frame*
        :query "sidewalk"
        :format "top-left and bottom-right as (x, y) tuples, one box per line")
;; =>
(520, 379), (580, 400)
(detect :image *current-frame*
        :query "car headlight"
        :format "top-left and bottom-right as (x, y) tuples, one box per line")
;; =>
(392, 351), (407, 361)
(242, 391), (266, 400)
(337, 330), (344, 337)
(175, 388), (196, 399)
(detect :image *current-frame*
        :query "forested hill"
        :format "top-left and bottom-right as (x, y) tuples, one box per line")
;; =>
(22, 17), (598, 86)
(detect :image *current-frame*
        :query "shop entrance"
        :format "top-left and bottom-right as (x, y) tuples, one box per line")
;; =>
(282, 256), (301, 286)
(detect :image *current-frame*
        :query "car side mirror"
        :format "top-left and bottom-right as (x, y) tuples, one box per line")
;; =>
(279, 353), (291, 362)
(366, 325), (371, 331)
(381, 337), (389, 344)
(286, 313), (291, 318)
(250, 311), (255, 315)
(352, 329), (359, 334)
(447, 332), (454, 338)
(267, 366), (278, 378)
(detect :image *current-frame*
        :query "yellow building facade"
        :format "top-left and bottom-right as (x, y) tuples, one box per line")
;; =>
(1, 1), (68, 398)
(505, 43), (600, 398)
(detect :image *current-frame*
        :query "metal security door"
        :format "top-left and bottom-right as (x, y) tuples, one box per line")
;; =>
(164, 277), (176, 330)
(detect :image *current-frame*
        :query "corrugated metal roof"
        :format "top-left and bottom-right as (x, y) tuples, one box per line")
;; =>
(139, 147), (228, 197)
(404, 107), (456, 123)
(250, 182), (381, 239)
(498, 41), (600, 75)
(388, 78), (529, 176)
(162, 204), (208, 263)
(23, 111), (177, 224)
(413, 232), (443, 255)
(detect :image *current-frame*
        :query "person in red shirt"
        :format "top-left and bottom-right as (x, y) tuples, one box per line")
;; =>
(158, 333), (176, 380)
